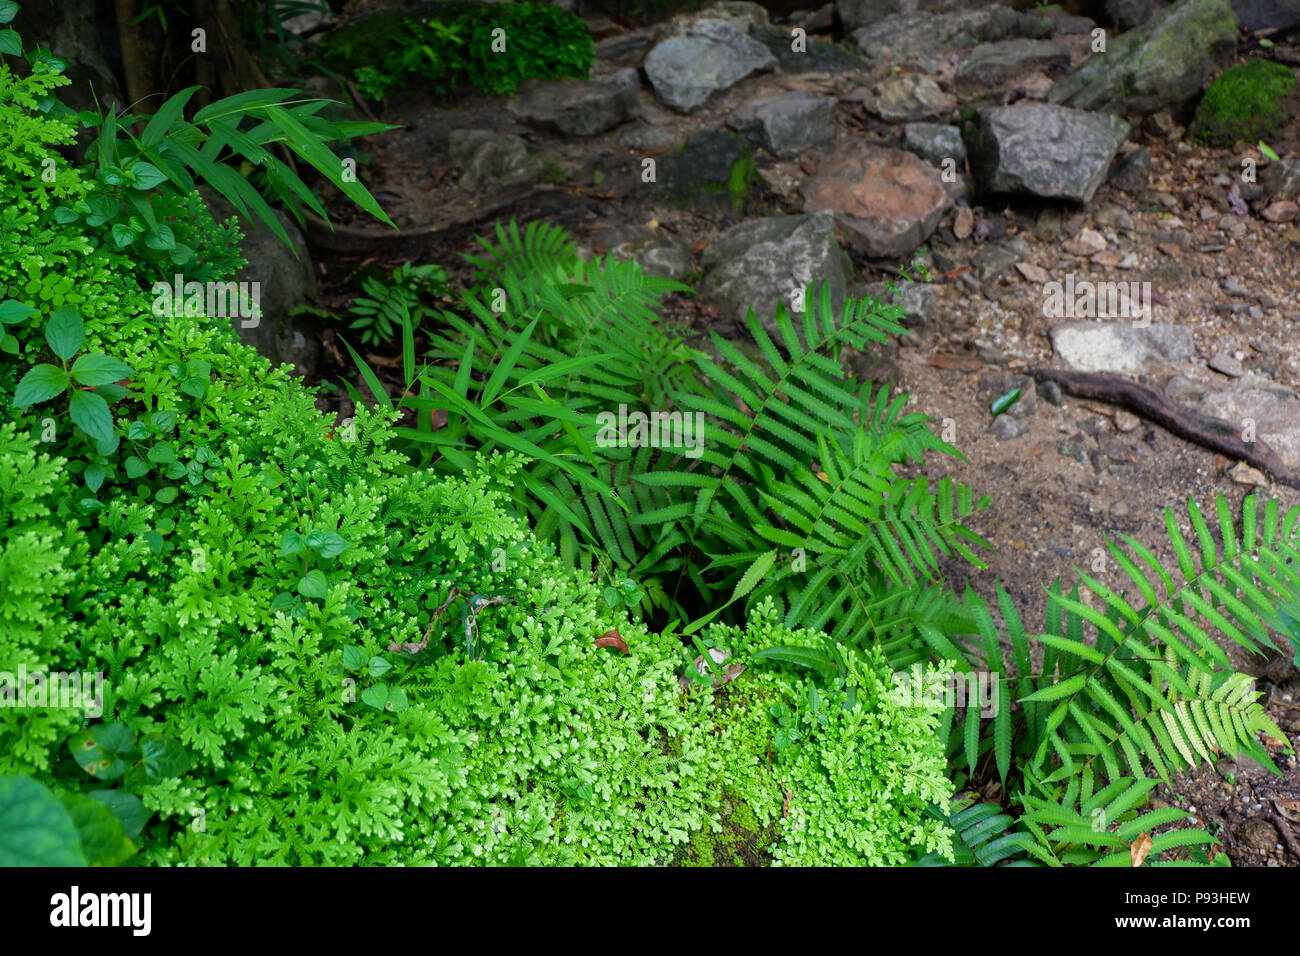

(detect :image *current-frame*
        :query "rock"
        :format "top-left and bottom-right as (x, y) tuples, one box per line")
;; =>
(992, 415), (1029, 439)
(1106, 0), (1170, 29)
(1062, 228), (1108, 255)
(595, 30), (655, 64)
(860, 73), (957, 122)
(707, 1), (771, 29)
(1261, 158), (1300, 201)
(1262, 200), (1299, 222)
(1209, 352), (1245, 377)
(592, 224), (691, 280)
(1230, 462), (1269, 486)
(699, 211), (851, 336)
(1110, 499), (1131, 517)
(800, 144), (952, 258)
(837, 0), (904, 31)
(1165, 374), (1210, 403)
(973, 243), (1022, 280)
(968, 104), (1130, 203)
(980, 371), (1038, 417)
(1016, 261), (1051, 284)
(1057, 438), (1086, 461)
(1049, 322), (1195, 373)
(1200, 374), (1300, 467)
(1041, 379), (1064, 406)
(1231, 0), (1300, 30)
(619, 122), (677, 152)
(200, 191), (319, 378)
(955, 39), (1071, 88)
(1222, 275), (1251, 297)
(644, 18), (776, 112)
(727, 93), (836, 159)
(1109, 147), (1151, 193)
(853, 6), (1053, 72)
(954, 206), (975, 239)
(1048, 0), (1238, 115)
(852, 279), (937, 328)
(448, 129), (543, 191)
(505, 69), (639, 136)
(901, 123), (966, 168)
(1114, 409), (1141, 432)
(660, 130), (756, 214)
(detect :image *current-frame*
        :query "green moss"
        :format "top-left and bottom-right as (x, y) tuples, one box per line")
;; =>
(676, 791), (776, 867)
(1192, 59), (1296, 147)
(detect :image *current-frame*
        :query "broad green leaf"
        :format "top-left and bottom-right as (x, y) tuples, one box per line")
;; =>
(69, 389), (114, 442)
(298, 569), (328, 599)
(12, 364), (69, 407)
(44, 305), (84, 361)
(0, 776), (86, 867)
(70, 353), (132, 387)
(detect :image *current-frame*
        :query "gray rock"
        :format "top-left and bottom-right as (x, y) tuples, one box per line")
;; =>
(618, 122), (677, 152)
(1040, 379), (1064, 405)
(661, 129), (756, 215)
(1209, 352), (1245, 377)
(644, 18), (776, 112)
(1049, 322), (1195, 373)
(593, 225), (692, 280)
(200, 191), (320, 378)
(1057, 438), (1087, 462)
(853, 279), (938, 329)
(1199, 374), (1300, 467)
(800, 143), (952, 259)
(853, 5), (1053, 71)
(505, 69), (640, 136)
(955, 38), (1071, 87)
(1164, 374), (1210, 403)
(902, 123), (966, 168)
(700, 211), (851, 337)
(707, 1), (771, 28)
(595, 31), (655, 64)
(1106, 0), (1170, 29)
(448, 130), (543, 191)
(727, 93), (837, 159)
(861, 73), (957, 122)
(837, 0), (905, 31)
(1261, 158), (1300, 202)
(1231, 0), (1300, 30)
(1048, 0), (1238, 115)
(1109, 147), (1151, 193)
(968, 104), (1130, 202)
(973, 243), (1022, 281)
(992, 415), (1029, 439)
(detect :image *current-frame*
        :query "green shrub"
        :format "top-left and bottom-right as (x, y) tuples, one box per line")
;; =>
(316, 1), (594, 100)
(1192, 58), (1296, 147)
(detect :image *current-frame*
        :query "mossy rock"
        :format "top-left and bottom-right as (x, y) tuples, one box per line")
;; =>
(675, 792), (777, 867)
(660, 130), (757, 216)
(1191, 59), (1296, 147)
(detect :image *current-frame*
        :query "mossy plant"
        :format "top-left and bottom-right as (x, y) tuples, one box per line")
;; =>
(1192, 59), (1296, 147)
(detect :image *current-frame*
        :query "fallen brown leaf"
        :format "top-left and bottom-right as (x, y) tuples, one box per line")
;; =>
(1130, 831), (1153, 867)
(595, 629), (629, 654)
(926, 352), (983, 372)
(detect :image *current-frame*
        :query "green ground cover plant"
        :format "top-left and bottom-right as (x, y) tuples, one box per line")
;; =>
(1, 0), (1295, 867)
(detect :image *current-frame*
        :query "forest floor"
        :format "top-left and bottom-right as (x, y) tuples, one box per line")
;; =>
(295, 14), (1300, 864)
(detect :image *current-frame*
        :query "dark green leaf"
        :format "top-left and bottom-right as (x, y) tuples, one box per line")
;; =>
(70, 353), (132, 387)
(0, 776), (86, 867)
(89, 790), (150, 843)
(298, 569), (328, 599)
(44, 305), (84, 361)
(12, 364), (68, 407)
(991, 387), (1021, 417)
(69, 389), (114, 442)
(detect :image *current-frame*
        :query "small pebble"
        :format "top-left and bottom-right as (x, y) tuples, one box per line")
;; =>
(992, 416), (1028, 440)
(1113, 410), (1140, 432)
(1209, 353), (1244, 377)
(1040, 380), (1063, 406)
(1111, 501), (1130, 517)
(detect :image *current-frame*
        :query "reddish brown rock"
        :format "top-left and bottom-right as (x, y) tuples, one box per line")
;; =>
(799, 144), (951, 259)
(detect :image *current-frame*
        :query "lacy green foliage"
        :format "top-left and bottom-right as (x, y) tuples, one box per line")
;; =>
(1191, 59), (1296, 147)
(315, 1), (594, 101)
(710, 605), (957, 865)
